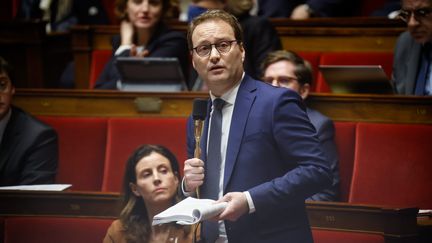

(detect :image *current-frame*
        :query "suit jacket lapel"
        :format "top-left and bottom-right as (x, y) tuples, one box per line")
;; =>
(0, 108), (19, 173)
(223, 75), (256, 191)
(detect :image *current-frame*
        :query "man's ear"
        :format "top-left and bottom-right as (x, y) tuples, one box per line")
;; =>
(299, 83), (310, 100)
(129, 182), (140, 197)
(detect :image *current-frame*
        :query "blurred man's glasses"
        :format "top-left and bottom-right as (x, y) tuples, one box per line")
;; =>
(398, 8), (432, 23)
(193, 40), (239, 57)
(262, 76), (298, 86)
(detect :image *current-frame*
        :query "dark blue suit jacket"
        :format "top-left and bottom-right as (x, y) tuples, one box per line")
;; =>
(187, 75), (332, 242)
(306, 108), (339, 201)
(0, 106), (58, 186)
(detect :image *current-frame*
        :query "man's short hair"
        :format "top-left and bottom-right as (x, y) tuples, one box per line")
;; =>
(187, 9), (244, 50)
(261, 50), (313, 86)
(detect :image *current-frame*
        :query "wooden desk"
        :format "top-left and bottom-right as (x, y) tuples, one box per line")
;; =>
(13, 89), (432, 124)
(0, 20), (72, 88)
(71, 18), (405, 88)
(0, 190), (421, 242)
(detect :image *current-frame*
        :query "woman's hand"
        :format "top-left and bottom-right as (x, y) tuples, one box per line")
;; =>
(120, 20), (134, 46)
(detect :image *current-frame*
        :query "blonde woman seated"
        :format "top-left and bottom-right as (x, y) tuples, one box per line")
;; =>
(104, 144), (192, 243)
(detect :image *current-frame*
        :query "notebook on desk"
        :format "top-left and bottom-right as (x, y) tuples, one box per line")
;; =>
(319, 65), (394, 94)
(115, 57), (187, 92)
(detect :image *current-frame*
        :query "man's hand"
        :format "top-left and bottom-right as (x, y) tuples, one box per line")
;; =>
(183, 158), (205, 192)
(216, 192), (249, 221)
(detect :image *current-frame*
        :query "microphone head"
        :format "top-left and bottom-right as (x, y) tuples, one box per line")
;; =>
(192, 98), (208, 120)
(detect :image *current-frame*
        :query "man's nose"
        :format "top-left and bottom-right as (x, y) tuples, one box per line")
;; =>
(407, 14), (420, 27)
(209, 45), (221, 62)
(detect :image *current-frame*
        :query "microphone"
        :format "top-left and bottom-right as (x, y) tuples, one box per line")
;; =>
(192, 98), (208, 198)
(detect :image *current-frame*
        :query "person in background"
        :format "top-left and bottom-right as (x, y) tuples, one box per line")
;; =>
(391, 0), (432, 95)
(183, 10), (331, 242)
(0, 56), (58, 186)
(261, 50), (340, 201)
(95, 0), (190, 90)
(103, 144), (192, 243)
(16, 0), (109, 32)
(257, 0), (359, 20)
(190, 0), (281, 90)
(187, 0), (226, 21)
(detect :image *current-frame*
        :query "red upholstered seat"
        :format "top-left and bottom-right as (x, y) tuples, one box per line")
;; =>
(349, 123), (432, 208)
(89, 50), (112, 89)
(297, 51), (322, 92)
(38, 116), (107, 191)
(316, 52), (394, 93)
(312, 229), (384, 243)
(102, 117), (188, 192)
(333, 122), (357, 201)
(4, 217), (113, 243)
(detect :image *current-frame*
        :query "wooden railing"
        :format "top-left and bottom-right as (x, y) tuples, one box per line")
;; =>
(12, 89), (432, 124)
(0, 190), (423, 243)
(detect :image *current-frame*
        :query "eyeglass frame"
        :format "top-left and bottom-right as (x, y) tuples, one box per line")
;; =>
(398, 7), (432, 23)
(261, 75), (300, 87)
(192, 40), (240, 57)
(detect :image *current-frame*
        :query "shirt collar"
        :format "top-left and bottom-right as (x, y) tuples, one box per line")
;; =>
(209, 72), (244, 106)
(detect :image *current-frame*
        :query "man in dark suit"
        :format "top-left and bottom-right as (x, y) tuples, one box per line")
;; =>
(182, 10), (332, 242)
(391, 0), (432, 95)
(0, 57), (58, 186)
(261, 50), (340, 202)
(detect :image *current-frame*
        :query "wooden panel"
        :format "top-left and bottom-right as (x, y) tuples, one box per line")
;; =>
(0, 191), (422, 243)
(0, 21), (72, 88)
(12, 89), (432, 124)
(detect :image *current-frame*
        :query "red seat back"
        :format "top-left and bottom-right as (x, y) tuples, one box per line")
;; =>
(333, 122), (357, 201)
(102, 117), (187, 192)
(316, 52), (394, 93)
(38, 116), (107, 191)
(89, 50), (112, 89)
(312, 229), (384, 243)
(349, 123), (432, 208)
(4, 217), (113, 243)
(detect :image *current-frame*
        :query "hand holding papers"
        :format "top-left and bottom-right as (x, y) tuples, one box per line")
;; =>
(152, 197), (227, 226)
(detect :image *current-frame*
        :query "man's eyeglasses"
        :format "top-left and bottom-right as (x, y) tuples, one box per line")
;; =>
(0, 80), (11, 93)
(192, 40), (239, 57)
(398, 8), (432, 23)
(262, 76), (298, 86)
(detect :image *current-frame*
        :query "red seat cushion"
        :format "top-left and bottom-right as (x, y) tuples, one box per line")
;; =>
(334, 122), (357, 201)
(4, 217), (113, 243)
(316, 52), (393, 93)
(313, 229), (384, 243)
(102, 117), (187, 192)
(349, 123), (432, 208)
(89, 50), (112, 89)
(38, 116), (107, 191)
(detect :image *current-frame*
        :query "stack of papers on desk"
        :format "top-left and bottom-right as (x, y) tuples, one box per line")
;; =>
(152, 197), (227, 226)
(0, 184), (72, 191)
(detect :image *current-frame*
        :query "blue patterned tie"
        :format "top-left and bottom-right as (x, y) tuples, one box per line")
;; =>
(415, 44), (431, 95)
(202, 98), (225, 243)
